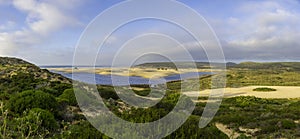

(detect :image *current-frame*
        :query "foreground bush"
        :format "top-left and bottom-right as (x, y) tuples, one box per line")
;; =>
(15, 108), (59, 138)
(27, 108), (59, 130)
(8, 90), (58, 114)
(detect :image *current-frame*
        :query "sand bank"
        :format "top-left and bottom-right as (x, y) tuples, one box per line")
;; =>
(184, 86), (300, 99)
(47, 67), (217, 78)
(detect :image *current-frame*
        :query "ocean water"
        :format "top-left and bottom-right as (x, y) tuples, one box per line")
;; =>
(52, 71), (210, 86)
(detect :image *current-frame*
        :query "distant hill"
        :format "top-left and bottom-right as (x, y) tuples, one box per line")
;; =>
(135, 62), (234, 69)
(135, 61), (300, 71)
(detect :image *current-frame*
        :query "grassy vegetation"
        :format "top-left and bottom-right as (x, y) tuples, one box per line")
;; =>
(212, 96), (300, 138)
(233, 62), (300, 71)
(253, 87), (277, 92)
(167, 65), (300, 92)
(226, 69), (300, 87)
(132, 88), (151, 96)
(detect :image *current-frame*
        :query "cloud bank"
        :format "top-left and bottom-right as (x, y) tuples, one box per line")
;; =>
(0, 0), (300, 65)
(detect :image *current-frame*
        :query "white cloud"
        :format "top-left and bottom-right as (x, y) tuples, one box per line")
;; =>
(227, 8), (300, 47)
(12, 0), (78, 35)
(1, 0), (300, 64)
(0, 32), (14, 55)
(210, 1), (300, 60)
(0, 21), (16, 31)
(0, 0), (80, 56)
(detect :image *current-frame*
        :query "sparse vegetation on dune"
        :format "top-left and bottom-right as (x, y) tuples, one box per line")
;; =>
(233, 62), (300, 71)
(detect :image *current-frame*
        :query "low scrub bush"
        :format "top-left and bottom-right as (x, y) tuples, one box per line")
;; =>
(253, 87), (277, 92)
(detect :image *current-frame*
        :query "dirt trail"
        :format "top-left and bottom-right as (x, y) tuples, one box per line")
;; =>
(215, 123), (240, 139)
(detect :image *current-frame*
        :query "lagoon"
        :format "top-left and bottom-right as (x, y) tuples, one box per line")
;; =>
(52, 71), (210, 86)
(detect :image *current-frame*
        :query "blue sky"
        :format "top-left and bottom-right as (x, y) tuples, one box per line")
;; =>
(0, 0), (300, 65)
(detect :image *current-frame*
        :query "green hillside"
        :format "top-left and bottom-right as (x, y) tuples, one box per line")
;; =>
(135, 61), (300, 71)
(232, 62), (300, 71)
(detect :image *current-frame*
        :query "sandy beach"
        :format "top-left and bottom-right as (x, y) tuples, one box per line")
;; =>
(184, 86), (300, 99)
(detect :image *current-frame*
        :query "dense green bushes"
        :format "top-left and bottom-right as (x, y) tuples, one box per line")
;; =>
(224, 96), (270, 108)
(58, 89), (77, 106)
(7, 90), (58, 114)
(24, 108), (59, 131)
(0, 72), (38, 94)
(50, 83), (72, 96)
(132, 88), (150, 96)
(0, 106), (58, 138)
(62, 121), (108, 139)
(166, 116), (228, 139)
(214, 96), (300, 138)
(1, 84), (300, 138)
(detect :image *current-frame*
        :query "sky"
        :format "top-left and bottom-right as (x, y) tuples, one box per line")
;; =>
(0, 0), (300, 66)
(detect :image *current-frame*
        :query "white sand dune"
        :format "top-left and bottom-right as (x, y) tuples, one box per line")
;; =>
(184, 86), (300, 99)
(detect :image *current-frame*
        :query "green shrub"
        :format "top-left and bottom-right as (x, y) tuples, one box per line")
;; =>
(58, 89), (77, 106)
(38, 88), (58, 96)
(98, 87), (119, 100)
(224, 96), (269, 108)
(155, 93), (180, 111)
(8, 90), (58, 114)
(16, 108), (58, 138)
(133, 89), (150, 96)
(166, 116), (228, 139)
(281, 119), (296, 129)
(63, 121), (107, 138)
(51, 83), (72, 97)
(253, 87), (277, 92)
(26, 108), (58, 130)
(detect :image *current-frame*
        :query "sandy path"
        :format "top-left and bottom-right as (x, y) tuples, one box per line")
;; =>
(184, 86), (300, 99)
(215, 123), (240, 139)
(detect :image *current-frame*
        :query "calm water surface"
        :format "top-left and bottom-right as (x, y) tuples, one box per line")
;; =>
(52, 71), (210, 86)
